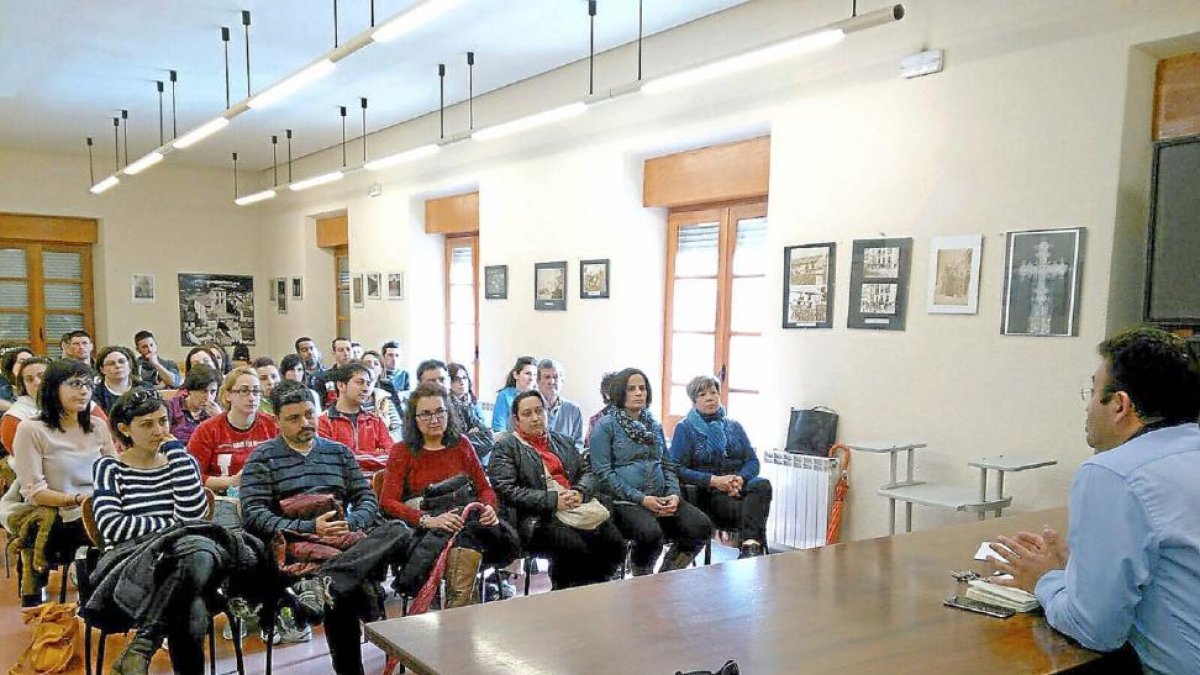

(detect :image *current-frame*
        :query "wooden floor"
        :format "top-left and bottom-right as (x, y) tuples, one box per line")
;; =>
(0, 546), (739, 673)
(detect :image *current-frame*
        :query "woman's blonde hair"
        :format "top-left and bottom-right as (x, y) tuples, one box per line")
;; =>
(218, 365), (259, 410)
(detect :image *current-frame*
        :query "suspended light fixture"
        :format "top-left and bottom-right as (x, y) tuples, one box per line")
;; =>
(372, 0), (463, 43)
(364, 144), (440, 171)
(289, 171), (345, 191)
(90, 175), (120, 195)
(247, 59), (336, 110)
(123, 151), (164, 175)
(173, 117), (230, 149)
(235, 189), (277, 205)
(473, 102), (588, 142)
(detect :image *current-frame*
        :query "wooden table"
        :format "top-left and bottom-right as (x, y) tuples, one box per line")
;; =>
(367, 508), (1107, 674)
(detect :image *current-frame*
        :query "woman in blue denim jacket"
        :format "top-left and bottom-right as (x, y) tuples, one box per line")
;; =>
(590, 368), (711, 575)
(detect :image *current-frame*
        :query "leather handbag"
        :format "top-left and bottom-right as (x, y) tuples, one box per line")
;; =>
(785, 406), (839, 456)
(420, 474), (475, 514)
(544, 469), (610, 531)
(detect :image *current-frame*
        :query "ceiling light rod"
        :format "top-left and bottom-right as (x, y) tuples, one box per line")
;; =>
(360, 98), (368, 161)
(271, 135), (279, 184)
(370, 0), (375, 27)
(638, 0), (644, 80)
(156, 81), (165, 145)
(86, 137), (94, 185)
(242, 11), (252, 98)
(232, 152), (239, 199)
(333, 0), (339, 47)
(286, 129), (294, 181)
(112, 117), (120, 172)
(221, 27), (232, 108)
(852, 0), (858, 18)
(170, 70), (178, 138)
(588, 0), (597, 96)
(642, 4), (904, 95)
(340, 105), (348, 167)
(120, 109), (129, 167)
(467, 52), (475, 130)
(438, 63), (446, 139)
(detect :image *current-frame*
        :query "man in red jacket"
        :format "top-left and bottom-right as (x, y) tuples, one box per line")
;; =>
(317, 361), (393, 474)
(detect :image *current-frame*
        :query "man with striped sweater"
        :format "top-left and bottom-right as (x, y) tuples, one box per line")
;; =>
(241, 381), (412, 675)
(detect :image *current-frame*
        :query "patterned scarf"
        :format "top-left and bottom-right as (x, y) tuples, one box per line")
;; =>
(686, 405), (729, 458)
(613, 407), (661, 446)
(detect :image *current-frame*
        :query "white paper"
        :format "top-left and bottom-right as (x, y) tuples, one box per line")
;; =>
(974, 541), (1007, 563)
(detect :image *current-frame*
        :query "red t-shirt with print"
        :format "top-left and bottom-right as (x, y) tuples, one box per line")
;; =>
(187, 412), (278, 480)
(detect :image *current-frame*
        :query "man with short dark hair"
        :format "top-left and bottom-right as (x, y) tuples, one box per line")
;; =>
(317, 362), (393, 473)
(990, 327), (1200, 674)
(313, 337), (354, 408)
(253, 356), (281, 415)
(537, 358), (584, 449)
(241, 381), (413, 675)
(133, 330), (182, 388)
(294, 336), (324, 390)
(61, 330), (94, 366)
(380, 340), (410, 396)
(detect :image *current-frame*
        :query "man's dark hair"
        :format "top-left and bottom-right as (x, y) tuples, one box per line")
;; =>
(252, 356), (276, 369)
(232, 343), (251, 362)
(416, 359), (447, 382)
(279, 353), (304, 375)
(272, 380), (316, 416)
(108, 388), (166, 446)
(2, 346), (35, 386)
(381, 340), (401, 353)
(402, 382), (462, 452)
(133, 330), (154, 346)
(62, 329), (91, 343)
(1098, 326), (1200, 424)
(332, 362), (372, 385)
(332, 337), (351, 349)
(608, 367), (654, 411)
(181, 364), (221, 392)
(37, 359), (96, 433)
(598, 370), (618, 404)
(511, 390), (547, 420)
(294, 336), (315, 351)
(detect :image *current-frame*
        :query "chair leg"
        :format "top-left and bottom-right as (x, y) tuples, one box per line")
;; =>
(231, 615), (245, 675)
(96, 632), (107, 675)
(84, 623), (92, 675)
(208, 616), (216, 675)
(59, 561), (69, 602)
(263, 599), (275, 675)
(703, 538), (712, 566)
(400, 594), (408, 616)
(523, 558), (532, 596)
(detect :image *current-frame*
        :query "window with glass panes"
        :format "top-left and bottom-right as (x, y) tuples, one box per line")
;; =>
(444, 235), (480, 388)
(0, 241), (94, 357)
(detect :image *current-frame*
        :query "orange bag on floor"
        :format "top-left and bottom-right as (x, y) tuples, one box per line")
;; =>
(8, 602), (83, 675)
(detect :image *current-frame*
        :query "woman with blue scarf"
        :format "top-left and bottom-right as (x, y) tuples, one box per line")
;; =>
(591, 368), (712, 575)
(669, 375), (771, 559)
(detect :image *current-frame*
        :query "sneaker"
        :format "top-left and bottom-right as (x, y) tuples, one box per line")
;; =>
(221, 619), (249, 641)
(737, 541), (764, 559)
(274, 608), (312, 643)
(291, 576), (334, 626)
(259, 626), (282, 645)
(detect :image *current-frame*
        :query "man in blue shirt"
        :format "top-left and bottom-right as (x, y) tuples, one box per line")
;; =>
(990, 327), (1200, 674)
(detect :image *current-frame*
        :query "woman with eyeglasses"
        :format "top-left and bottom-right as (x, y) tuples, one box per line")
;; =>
(11, 359), (118, 605)
(380, 383), (519, 608)
(360, 351), (403, 442)
(186, 366), (277, 494)
(92, 345), (143, 414)
(447, 361), (494, 461)
(490, 356), (537, 433)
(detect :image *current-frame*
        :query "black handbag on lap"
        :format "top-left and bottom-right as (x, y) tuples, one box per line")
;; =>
(420, 473), (474, 514)
(785, 406), (838, 456)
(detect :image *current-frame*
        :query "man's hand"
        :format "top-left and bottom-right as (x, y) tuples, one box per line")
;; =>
(709, 475), (736, 494)
(426, 509), (465, 533)
(658, 495), (680, 515)
(314, 510), (350, 537)
(479, 504), (500, 526)
(987, 531), (1067, 593)
(641, 495), (667, 515)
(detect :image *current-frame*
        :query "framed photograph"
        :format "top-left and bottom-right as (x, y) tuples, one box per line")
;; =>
(484, 265), (508, 300)
(276, 289), (288, 314)
(352, 275), (365, 308)
(131, 274), (156, 303)
(1001, 227), (1086, 337)
(275, 277), (287, 303)
(177, 273), (256, 346)
(366, 272), (382, 300)
(927, 235), (983, 314)
(579, 259), (610, 299)
(782, 243), (835, 329)
(387, 272), (404, 301)
(847, 238), (912, 330)
(534, 261), (567, 311)
(291, 277), (303, 300)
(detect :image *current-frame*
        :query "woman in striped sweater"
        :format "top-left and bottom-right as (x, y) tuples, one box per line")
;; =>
(89, 388), (223, 675)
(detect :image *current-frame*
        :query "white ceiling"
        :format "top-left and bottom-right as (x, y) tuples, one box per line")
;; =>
(0, 0), (749, 171)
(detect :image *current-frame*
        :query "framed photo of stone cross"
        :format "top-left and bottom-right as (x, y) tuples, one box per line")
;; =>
(847, 237), (912, 330)
(1001, 227), (1086, 337)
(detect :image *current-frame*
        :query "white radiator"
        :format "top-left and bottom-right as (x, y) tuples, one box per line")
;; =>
(761, 450), (838, 550)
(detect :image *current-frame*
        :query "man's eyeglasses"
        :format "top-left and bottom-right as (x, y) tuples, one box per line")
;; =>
(415, 409), (448, 422)
(63, 378), (94, 391)
(230, 387), (263, 397)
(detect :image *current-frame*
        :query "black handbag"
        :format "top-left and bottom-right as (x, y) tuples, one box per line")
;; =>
(785, 406), (838, 456)
(420, 473), (475, 514)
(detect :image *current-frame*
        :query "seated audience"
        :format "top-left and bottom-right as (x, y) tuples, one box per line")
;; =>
(1, 346), (35, 414)
(585, 371), (617, 446)
(241, 381), (413, 675)
(988, 327), (1200, 674)
(380, 340), (410, 400)
(380, 383), (519, 607)
(317, 362), (392, 474)
(590, 367), (711, 575)
(133, 330), (182, 388)
(185, 346), (217, 374)
(253, 356), (281, 415)
(187, 366), (277, 494)
(281, 353), (324, 410)
(12, 359), (117, 605)
(205, 343), (231, 376)
(313, 338), (354, 407)
(359, 351), (402, 442)
(61, 330), (95, 367)
(669, 375), (771, 558)
(294, 337), (326, 391)
(92, 345), (142, 413)
(85, 388), (266, 675)
(537, 358), (584, 448)
(491, 356), (537, 433)
(489, 390), (625, 589)
(165, 365), (222, 446)
(1, 357), (52, 456)
(448, 361), (494, 461)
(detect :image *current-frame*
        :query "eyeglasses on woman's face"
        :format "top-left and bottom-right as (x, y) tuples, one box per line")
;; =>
(63, 378), (94, 391)
(230, 387), (263, 397)
(415, 408), (448, 422)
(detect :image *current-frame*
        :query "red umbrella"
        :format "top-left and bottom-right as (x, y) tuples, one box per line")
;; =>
(826, 443), (852, 545)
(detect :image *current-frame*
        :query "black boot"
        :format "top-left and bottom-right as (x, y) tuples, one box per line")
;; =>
(110, 632), (161, 675)
(658, 544), (699, 572)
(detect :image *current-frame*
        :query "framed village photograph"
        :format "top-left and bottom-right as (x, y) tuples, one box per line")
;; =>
(534, 261), (567, 311)
(484, 265), (508, 299)
(579, 259), (610, 299)
(387, 272), (404, 300)
(782, 243), (836, 329)
(291, 276), (304, 300)
(847, 237), (912, 331)
(366, 272), (382, 300)
(927, 234), (983, 314)
(131, 274), (156, 303)
(352, 274), (365, 308)
(275, 277), (287, 303)
(177, 273), (256, 346)
(1001, 227), (1086, 337)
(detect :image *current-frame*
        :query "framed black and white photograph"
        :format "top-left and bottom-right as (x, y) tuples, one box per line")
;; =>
(1001, 227), (1086, 337)
(579, 259), (609, 299)
(131, 274), (156, 303)
(352, 275), (364, 308)
(783, 243), (835, 329)
(291, 277), (303, 300)
(275, 277), (287, 303)
(484, 265), (508, 299)
(387, 272), (404, 301)
(534, 261), (567, 311)
(366, 272), (382, 300)
(276, 288), (288, 315)
(178, 273), (255, 346)
(847, 237), (912, 331)
(927, 234), (983, 314)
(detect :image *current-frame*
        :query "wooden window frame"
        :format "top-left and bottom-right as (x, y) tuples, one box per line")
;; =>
(443, 234), (481, 389)
(0, 239), (95, 355)
(333, 245), (350, 339)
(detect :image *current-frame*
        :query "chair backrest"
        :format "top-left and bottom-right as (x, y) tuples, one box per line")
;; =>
(203, 487), (216, 521)
(371, 469), (387, 499)
(80, 496), (105, 550)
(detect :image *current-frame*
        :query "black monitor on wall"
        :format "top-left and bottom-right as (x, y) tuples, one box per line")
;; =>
(1146, 135), (1200, 326)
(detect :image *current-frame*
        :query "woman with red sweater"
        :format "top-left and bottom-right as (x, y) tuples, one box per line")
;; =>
(380, 382), (519, 607)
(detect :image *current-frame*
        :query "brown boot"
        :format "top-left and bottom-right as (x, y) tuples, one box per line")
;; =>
(443, 547), (482, 609)
(658, 544), (699, 572)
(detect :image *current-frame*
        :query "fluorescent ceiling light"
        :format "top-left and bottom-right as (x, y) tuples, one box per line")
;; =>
(643, 29), (845, 94)
(123, 152), (163, 175)
(173, 117), (230, 149)
(289, 171), (345, 192)
(473, 102), (588, 142)
(89, 175), (120, 194)
(248, 59), (336, 110)
(234, 189), (277, 206)
(373, 0), (463, 43)
(365, 144), (440, 171)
